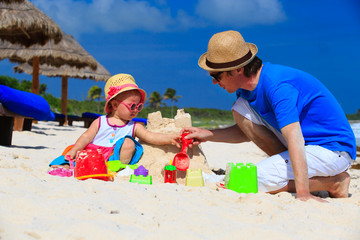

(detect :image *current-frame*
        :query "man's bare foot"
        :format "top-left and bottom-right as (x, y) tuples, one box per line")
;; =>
(328, 172), (350, 198)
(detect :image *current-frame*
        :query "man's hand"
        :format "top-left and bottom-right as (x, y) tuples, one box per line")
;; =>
(296, 192), (328, 203)
(180, 127), (214, 147)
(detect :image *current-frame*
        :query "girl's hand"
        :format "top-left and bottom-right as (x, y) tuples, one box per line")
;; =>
(65, 155), (75, 169)
(65, 151), (76, 161)
(169, 133), (182, 148)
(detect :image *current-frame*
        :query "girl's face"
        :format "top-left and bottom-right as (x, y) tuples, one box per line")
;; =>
(112, 90), (142, 120)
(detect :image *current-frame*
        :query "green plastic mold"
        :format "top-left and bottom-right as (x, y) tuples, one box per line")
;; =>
(107, 160), (139, 172)
(225, 163), (258, 194)
(129, 174), (152, 185)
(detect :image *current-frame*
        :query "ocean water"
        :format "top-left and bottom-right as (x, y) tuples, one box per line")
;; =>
(350, 122), (360, 146)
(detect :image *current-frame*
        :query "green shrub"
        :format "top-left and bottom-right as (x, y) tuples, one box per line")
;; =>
(1, 75), (359, 124)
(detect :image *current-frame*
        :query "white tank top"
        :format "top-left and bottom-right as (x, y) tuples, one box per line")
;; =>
(91, 115), (135, 147)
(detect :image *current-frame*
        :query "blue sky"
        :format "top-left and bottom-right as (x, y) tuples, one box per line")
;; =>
(1, 0), (359, 113)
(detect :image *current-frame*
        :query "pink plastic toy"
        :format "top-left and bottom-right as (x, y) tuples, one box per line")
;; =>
(172, 132), (193, 171)
(48, 167), (73, 177)
(47, 155), (74, 177)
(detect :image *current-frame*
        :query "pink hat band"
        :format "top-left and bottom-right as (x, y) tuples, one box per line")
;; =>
(106, 84), (139, 101)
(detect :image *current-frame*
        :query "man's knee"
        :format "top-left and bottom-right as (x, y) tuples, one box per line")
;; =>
(232, 110), (264, 141)
(233, 111), (286, 156)
(257, 161), (289, 193)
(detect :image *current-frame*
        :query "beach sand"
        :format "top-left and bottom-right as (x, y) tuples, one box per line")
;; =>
(0, 117), (360, 239)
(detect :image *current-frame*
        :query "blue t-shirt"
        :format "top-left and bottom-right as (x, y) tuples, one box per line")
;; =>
(236, 62), (356, 159)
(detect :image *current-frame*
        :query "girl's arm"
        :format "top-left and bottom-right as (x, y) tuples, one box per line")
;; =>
(134, 123), (181, 148)
(66, 118), (100, 159)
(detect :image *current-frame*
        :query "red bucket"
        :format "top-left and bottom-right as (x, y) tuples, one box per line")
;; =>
(74, 149), (113, 181)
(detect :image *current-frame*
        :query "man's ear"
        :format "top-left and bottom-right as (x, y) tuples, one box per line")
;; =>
(236, 67), (244, 75)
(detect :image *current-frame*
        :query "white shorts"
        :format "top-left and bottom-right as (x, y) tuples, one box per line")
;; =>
(232, 97), (353, 192)
(257, 145), (352, 192)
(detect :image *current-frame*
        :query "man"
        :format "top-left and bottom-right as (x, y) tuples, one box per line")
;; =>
(183, 30), (356, 202)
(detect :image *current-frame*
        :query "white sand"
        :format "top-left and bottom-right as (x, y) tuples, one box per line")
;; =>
(1, 120), (360, 240)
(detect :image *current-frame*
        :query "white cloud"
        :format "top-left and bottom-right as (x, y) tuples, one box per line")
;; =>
(32, 0), (286, 37)
(195, 0), (286, 27)
(32, 0), (176, 35)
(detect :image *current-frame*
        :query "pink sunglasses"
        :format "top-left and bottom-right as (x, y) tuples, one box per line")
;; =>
(117, 101), (143, 112)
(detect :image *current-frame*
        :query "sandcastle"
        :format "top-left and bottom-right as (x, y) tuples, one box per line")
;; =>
(137, 109), (212, 184)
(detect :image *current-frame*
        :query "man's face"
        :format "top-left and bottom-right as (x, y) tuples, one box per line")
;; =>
(209, 70), (239, 93)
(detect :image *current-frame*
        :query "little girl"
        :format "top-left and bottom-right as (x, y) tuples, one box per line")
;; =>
(50, 74), (181, 167)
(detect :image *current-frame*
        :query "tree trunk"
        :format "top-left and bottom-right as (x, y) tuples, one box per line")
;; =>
(171, 100), (174, 118)
(61, 76), (68, 125)
(32, 56), (40, 94)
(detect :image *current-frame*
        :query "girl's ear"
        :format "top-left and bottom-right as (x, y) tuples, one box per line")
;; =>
(110, 99), (118, 111)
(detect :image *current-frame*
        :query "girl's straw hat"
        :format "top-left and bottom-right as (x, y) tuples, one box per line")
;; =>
(104, 74), (147, 114)
(198, 30), (258, 72)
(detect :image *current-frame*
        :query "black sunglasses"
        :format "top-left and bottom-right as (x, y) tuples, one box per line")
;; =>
(210, 71), (224, 82)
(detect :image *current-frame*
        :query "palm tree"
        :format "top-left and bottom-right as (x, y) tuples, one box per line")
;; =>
(147, 91), (165, 109)
(164, 88), (181, 117)
(87, 85), (104, 112)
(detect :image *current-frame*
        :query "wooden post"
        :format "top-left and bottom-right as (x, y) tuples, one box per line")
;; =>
(0, 116), (14, 146)
(13, 117), (24, 131)
(22, 118), (33, 131)
(32, 56), (40, 94)
(61, 76), (68, 125)
(31, 56), (40, 124)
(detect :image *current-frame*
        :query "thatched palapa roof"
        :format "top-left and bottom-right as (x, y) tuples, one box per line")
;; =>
(0, 33), (98, 70)
(0, 0), (63, 46)
(14, 62), (111, 82)
(12, 54), (110, 124)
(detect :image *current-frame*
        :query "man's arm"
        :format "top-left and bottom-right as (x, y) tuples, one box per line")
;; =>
(182, 124), (249, 146)
(209, 124), (249, 143)
(281, 122), (325, 202)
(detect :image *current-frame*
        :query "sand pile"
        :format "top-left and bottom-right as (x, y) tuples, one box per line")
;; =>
(136, 109), (212, 184)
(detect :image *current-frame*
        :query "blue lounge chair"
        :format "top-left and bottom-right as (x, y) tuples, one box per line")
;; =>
(0, 85), (54, 146)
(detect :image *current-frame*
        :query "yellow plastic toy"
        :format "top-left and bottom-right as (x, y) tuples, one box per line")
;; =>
(185, 169), (204, 187)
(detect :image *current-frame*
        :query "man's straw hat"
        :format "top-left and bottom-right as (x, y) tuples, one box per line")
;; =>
(198, 30), (258, 72)
(104, 74), (147, 114)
